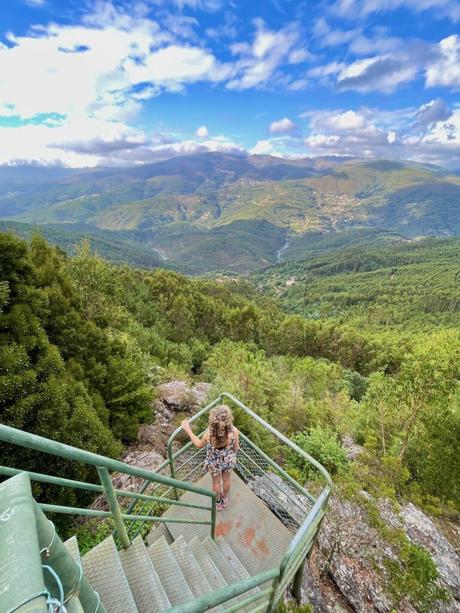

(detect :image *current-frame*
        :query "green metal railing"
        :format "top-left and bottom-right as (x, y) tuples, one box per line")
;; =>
(130, 392), (332, 611)
(0, 423), (217, 548)
(0, 392), (331, 612)
(0, 471), (104, 613)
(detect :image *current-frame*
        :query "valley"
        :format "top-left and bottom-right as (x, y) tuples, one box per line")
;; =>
(1, 152), (459, 274)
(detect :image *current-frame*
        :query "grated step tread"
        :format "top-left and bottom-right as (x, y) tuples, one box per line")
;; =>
(203, 536), (256, 611)
(217, 536), (263, 605)
(217, 536), (253, 581)
(189, 536), (227, 591)
(146, 523), (173, 547)
(63, 535), (81, 566)
(203, 536), (240, 585)
(119, 536), (170, 612)
(148, 535), (193, 606)
(170, 535), (213, 597)
(82, 536), (137, 613)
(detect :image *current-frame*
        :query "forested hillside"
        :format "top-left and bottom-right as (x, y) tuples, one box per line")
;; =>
(1, 232), (458, 513)
(1, 231), (459, 610)
(1, 153), (460, 273)
(253, 238), (460, 331)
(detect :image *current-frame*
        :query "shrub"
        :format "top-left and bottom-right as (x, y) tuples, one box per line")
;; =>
(287, 426), (348, 481)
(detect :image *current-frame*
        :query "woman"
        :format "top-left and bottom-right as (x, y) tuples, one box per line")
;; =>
(181, 404), (239, 511)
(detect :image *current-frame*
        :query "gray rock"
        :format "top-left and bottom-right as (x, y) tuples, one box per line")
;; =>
(342, 435), (364, 461)
(302, 493), (460, 612)
(247, 473), (311, 528)
(156, 380), (212, 411)
(400, 503), (460, 601)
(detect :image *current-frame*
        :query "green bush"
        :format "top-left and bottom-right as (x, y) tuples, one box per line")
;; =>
(287, 426), (348, 481)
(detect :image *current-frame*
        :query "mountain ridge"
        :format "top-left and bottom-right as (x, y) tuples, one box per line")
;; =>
(1, 152), (459, 273)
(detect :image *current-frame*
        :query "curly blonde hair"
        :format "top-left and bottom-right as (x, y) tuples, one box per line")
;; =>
(208, 404), (234, 448)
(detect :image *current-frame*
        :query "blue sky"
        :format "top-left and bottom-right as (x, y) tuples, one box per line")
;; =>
(0, 0), (459, 167)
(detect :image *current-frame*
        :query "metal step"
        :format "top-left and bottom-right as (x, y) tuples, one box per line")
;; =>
(217, 536), (263, 606)
(170, 535), (212, 597)
(82, 536), (137, 613)
(146, 523), (173, 547)
(203, 536), (241, 585)
(203, 536), (255, 611)
(189, 536), (227, 590)
(148, 535), (194, 606)
(119, 536), (170, 612)
(217, 536), (253, 582)
(63, 535), (81, 566)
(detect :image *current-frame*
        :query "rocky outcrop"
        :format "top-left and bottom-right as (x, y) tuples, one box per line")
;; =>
(341, 435), (364, 461)
(139, 380), (212, 456)
(247, 473), (312, 527)
(300, 494), (460, 612)
(91, 380), (211, 509)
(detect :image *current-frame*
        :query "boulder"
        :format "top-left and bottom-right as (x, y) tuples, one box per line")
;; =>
(247, 473), (311, 527)
(156, 380), (211, 411)
(300, 493), (460, 612)
(341, 435), (364, 461)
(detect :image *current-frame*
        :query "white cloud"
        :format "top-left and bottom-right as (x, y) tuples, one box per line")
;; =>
(269, 117), (298, 134)
(325, 110), (367, 131)
(425, 35), (460, 89)
(330, 0), (460, 22)
(0, 3), (229, 122)
(336, 55), (418, 93)
(313, 18), (361, 48)
(303, 101), (460, 168)
(0, 112), (245, 167)
(24, 0), (46, 6)
(172, 0), (223, 10)
(227, 19), (310, 90)
(196, 125), (209, 137)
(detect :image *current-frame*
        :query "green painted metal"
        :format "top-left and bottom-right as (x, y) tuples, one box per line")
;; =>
(38, 503), (213, 525)
(97, 467), (131, 549)
(164, 392), (333, 612)
(0, 392), (331, 613)
(0, 424), (216, 497)
(33, 503), (104, 612)
(0, 465), (212, 511)
(222, 587), (273, 613)
(0, 473), (47, 613)
(0, 423), (216, 539)
(292, 557), (306, 604)
(164, 567), (280, 613)
(239, 433), (316, 503)
(221, 392), (333, 487)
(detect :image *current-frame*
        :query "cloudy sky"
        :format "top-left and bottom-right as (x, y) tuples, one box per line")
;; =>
(1, 0), (460, 168)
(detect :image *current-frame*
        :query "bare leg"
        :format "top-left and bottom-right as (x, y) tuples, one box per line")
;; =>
(211, 473), (222, 500)
(222, 470), (232, 499)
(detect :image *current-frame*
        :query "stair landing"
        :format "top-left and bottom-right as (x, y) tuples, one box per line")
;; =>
(162, 473), (292, 576)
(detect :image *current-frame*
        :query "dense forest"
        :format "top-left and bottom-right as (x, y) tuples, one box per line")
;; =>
(1, 230), (459, 611)
(254, 238), (460, 332)
(1, 231), (458, 514)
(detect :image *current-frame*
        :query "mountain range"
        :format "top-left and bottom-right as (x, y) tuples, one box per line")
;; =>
(0, 152), (459, 273)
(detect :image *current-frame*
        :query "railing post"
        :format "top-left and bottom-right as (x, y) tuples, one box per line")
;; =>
(210, 492), (217, 540)
(292, 556), (306, 604)
(167, 446), (179, 500)
(97, 467), (131, 549)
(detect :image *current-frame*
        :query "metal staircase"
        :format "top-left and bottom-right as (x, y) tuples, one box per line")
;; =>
(0, 393), (332, 612)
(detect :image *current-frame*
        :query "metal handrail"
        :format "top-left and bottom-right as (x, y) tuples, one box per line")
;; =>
(165, 567), (280, 613)
(164, 392), (333, 611)
(0, 390), (332, 613)
(0, 424), (217, 543)
(166, 392), (333, 489)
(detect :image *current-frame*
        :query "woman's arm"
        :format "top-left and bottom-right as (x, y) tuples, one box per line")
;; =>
(181, 419), (208, 448)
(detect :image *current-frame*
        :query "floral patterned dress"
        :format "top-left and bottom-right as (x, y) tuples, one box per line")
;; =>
(204, 427), (237, 476)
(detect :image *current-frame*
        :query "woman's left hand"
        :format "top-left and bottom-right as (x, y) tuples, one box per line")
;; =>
(181, 418), (191, 433)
